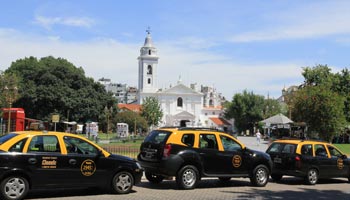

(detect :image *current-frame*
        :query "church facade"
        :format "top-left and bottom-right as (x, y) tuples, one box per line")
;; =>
(137, 32), (231, 130)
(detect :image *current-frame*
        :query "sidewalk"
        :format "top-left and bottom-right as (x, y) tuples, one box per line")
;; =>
(237, 136), (269, 152)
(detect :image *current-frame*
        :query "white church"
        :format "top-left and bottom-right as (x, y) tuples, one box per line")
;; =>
(135, 31), (232, 131)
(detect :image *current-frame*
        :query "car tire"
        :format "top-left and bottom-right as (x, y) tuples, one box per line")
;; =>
(218, 177), (231, 182)
(271, 174), (283, 182)
(0, 176), (29, 200)
(111, 171), (134, 194)
(176, 165), (199, 190)
(250, 165), (269, 187)
(305, 168), (318, 185)
(145, 172), (164, 184)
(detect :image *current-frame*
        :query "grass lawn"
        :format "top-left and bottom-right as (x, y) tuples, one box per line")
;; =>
(334, 144), (350, 156)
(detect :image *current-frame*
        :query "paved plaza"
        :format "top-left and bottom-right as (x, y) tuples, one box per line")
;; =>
(237, 136), (269, 152)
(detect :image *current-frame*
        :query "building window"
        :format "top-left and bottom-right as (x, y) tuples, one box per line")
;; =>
(209, 99), (213, 106)
(147, 65), (152, 74)
(177, 97), (183, 107)
(148, 78), (151, 84)
(149, 49), (152, 55)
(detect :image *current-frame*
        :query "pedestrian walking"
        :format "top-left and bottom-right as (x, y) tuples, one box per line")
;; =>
(256, 130), (261, 146)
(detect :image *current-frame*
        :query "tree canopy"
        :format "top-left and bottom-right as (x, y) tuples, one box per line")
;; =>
(292, 64), (349, 141)
(292, 85), (345, 142)
(5, 56), (115, 124)
(224, 90), (281, 134)
(141, 97), (163, 128)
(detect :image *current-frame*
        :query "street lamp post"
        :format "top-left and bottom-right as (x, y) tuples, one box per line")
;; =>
(4, 85), (18, 133)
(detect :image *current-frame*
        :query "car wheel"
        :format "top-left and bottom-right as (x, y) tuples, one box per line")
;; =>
(0, 176), (29, 200)
(176, 165), (199, 189)
(145, 172), (164, 184)
(218, 177), (231, 182)
(111, 171), (134, 194)
(305, 168), (318, 185)
(250, 165), (269, 187)
(271, 174), (283, 182)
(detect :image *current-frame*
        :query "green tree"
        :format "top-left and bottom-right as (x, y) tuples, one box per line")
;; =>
(262, 98), (282, 119)
(302, 64), (334, 87)
(335, 69), (350, 122)
(5, 56), (115, 127)
(224, 90), (265, 134)
(141, 97), (163, 128)
(114, 111), (148, 134)
(292, 85), (346, 142)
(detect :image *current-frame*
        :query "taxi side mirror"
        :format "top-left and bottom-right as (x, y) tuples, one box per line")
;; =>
(341, 154), (347, 159)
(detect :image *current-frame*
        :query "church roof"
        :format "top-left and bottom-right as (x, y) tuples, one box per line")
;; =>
(160, 83), (202, 95)
(209, 117), (231, 126)
(173, 111), (195, 120)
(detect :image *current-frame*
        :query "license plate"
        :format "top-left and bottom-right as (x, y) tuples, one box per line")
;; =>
(274, 157), (282, 163)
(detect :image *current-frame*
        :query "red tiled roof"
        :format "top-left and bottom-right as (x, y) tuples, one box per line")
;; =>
(209, 117), (231, 126)
(117, 104), (142, 112)
(203, 106), (223, 110)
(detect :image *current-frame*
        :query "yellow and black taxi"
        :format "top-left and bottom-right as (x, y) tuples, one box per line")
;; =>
(0, 131), (143, 200)
(137, 127), (273, 189)
(266, 139), (350, 185)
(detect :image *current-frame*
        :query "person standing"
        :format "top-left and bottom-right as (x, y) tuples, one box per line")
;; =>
(256, 130), (261, 146)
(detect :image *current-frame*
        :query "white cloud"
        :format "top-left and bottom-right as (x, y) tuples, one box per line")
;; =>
(230, 2), (350, 42)
(34, 15), (95, 29)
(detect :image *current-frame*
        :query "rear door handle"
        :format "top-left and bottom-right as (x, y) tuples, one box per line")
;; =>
(69, 159), (77, 165)
(28, 158), (37, 164)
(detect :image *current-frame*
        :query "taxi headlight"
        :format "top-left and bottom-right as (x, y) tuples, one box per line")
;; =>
(136, 162), (142, 169)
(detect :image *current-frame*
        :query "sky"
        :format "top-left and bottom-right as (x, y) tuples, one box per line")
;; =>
(1, 0), (350, 100)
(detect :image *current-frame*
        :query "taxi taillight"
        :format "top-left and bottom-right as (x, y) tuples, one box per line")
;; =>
(295, 155), (301, 169)
(163, 144), (172, 158)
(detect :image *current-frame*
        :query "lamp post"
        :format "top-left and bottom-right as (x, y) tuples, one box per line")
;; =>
(4, 85), (18, 133)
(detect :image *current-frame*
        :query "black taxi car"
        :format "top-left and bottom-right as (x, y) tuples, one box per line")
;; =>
(137, 127), (272, 189)
(0, 131), (143, 200)
(266, 139), (350, 185)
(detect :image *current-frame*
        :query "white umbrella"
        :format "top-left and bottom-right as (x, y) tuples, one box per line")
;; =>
(261, 113), (293, 124)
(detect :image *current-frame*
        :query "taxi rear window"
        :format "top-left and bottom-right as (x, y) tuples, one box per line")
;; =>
(144, 130), (171, 144)
(267, 143), (297, 154)
(0, 133), (18, 145)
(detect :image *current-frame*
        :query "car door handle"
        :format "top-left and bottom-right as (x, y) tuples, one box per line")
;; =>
(28, 158), (37, 164)
(69, 159), (77, 165)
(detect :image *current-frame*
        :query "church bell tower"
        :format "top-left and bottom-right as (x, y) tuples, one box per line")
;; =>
(138, 29), (159, 103)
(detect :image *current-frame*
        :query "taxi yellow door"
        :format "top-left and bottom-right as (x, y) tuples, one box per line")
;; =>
(60, 136), (109, 187)
(25, 135), (67, 187)
(217, 135), (248, 175)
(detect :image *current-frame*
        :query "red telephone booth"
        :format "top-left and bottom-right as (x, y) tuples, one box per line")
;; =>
(2, 108), (25, 132)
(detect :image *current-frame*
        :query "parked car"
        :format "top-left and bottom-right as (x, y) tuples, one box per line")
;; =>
(266, 139), (350, 185)
(0, 131), (143, 200)
(138, 127), (272, 189)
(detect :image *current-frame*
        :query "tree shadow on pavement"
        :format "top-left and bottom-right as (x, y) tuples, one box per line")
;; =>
(223, 188), (349, 200)
(138, 178), (254, 190)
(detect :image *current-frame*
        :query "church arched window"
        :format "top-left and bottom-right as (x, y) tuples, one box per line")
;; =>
(148, 78), (151, 84)
(209, 99), (214, 106)
(149, 49), (152, 55)
(147, 65), (152, 75)
(177, 97), (183, 108)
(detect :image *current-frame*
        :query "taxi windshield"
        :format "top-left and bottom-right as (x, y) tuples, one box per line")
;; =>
(0, 133), (18, 145)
